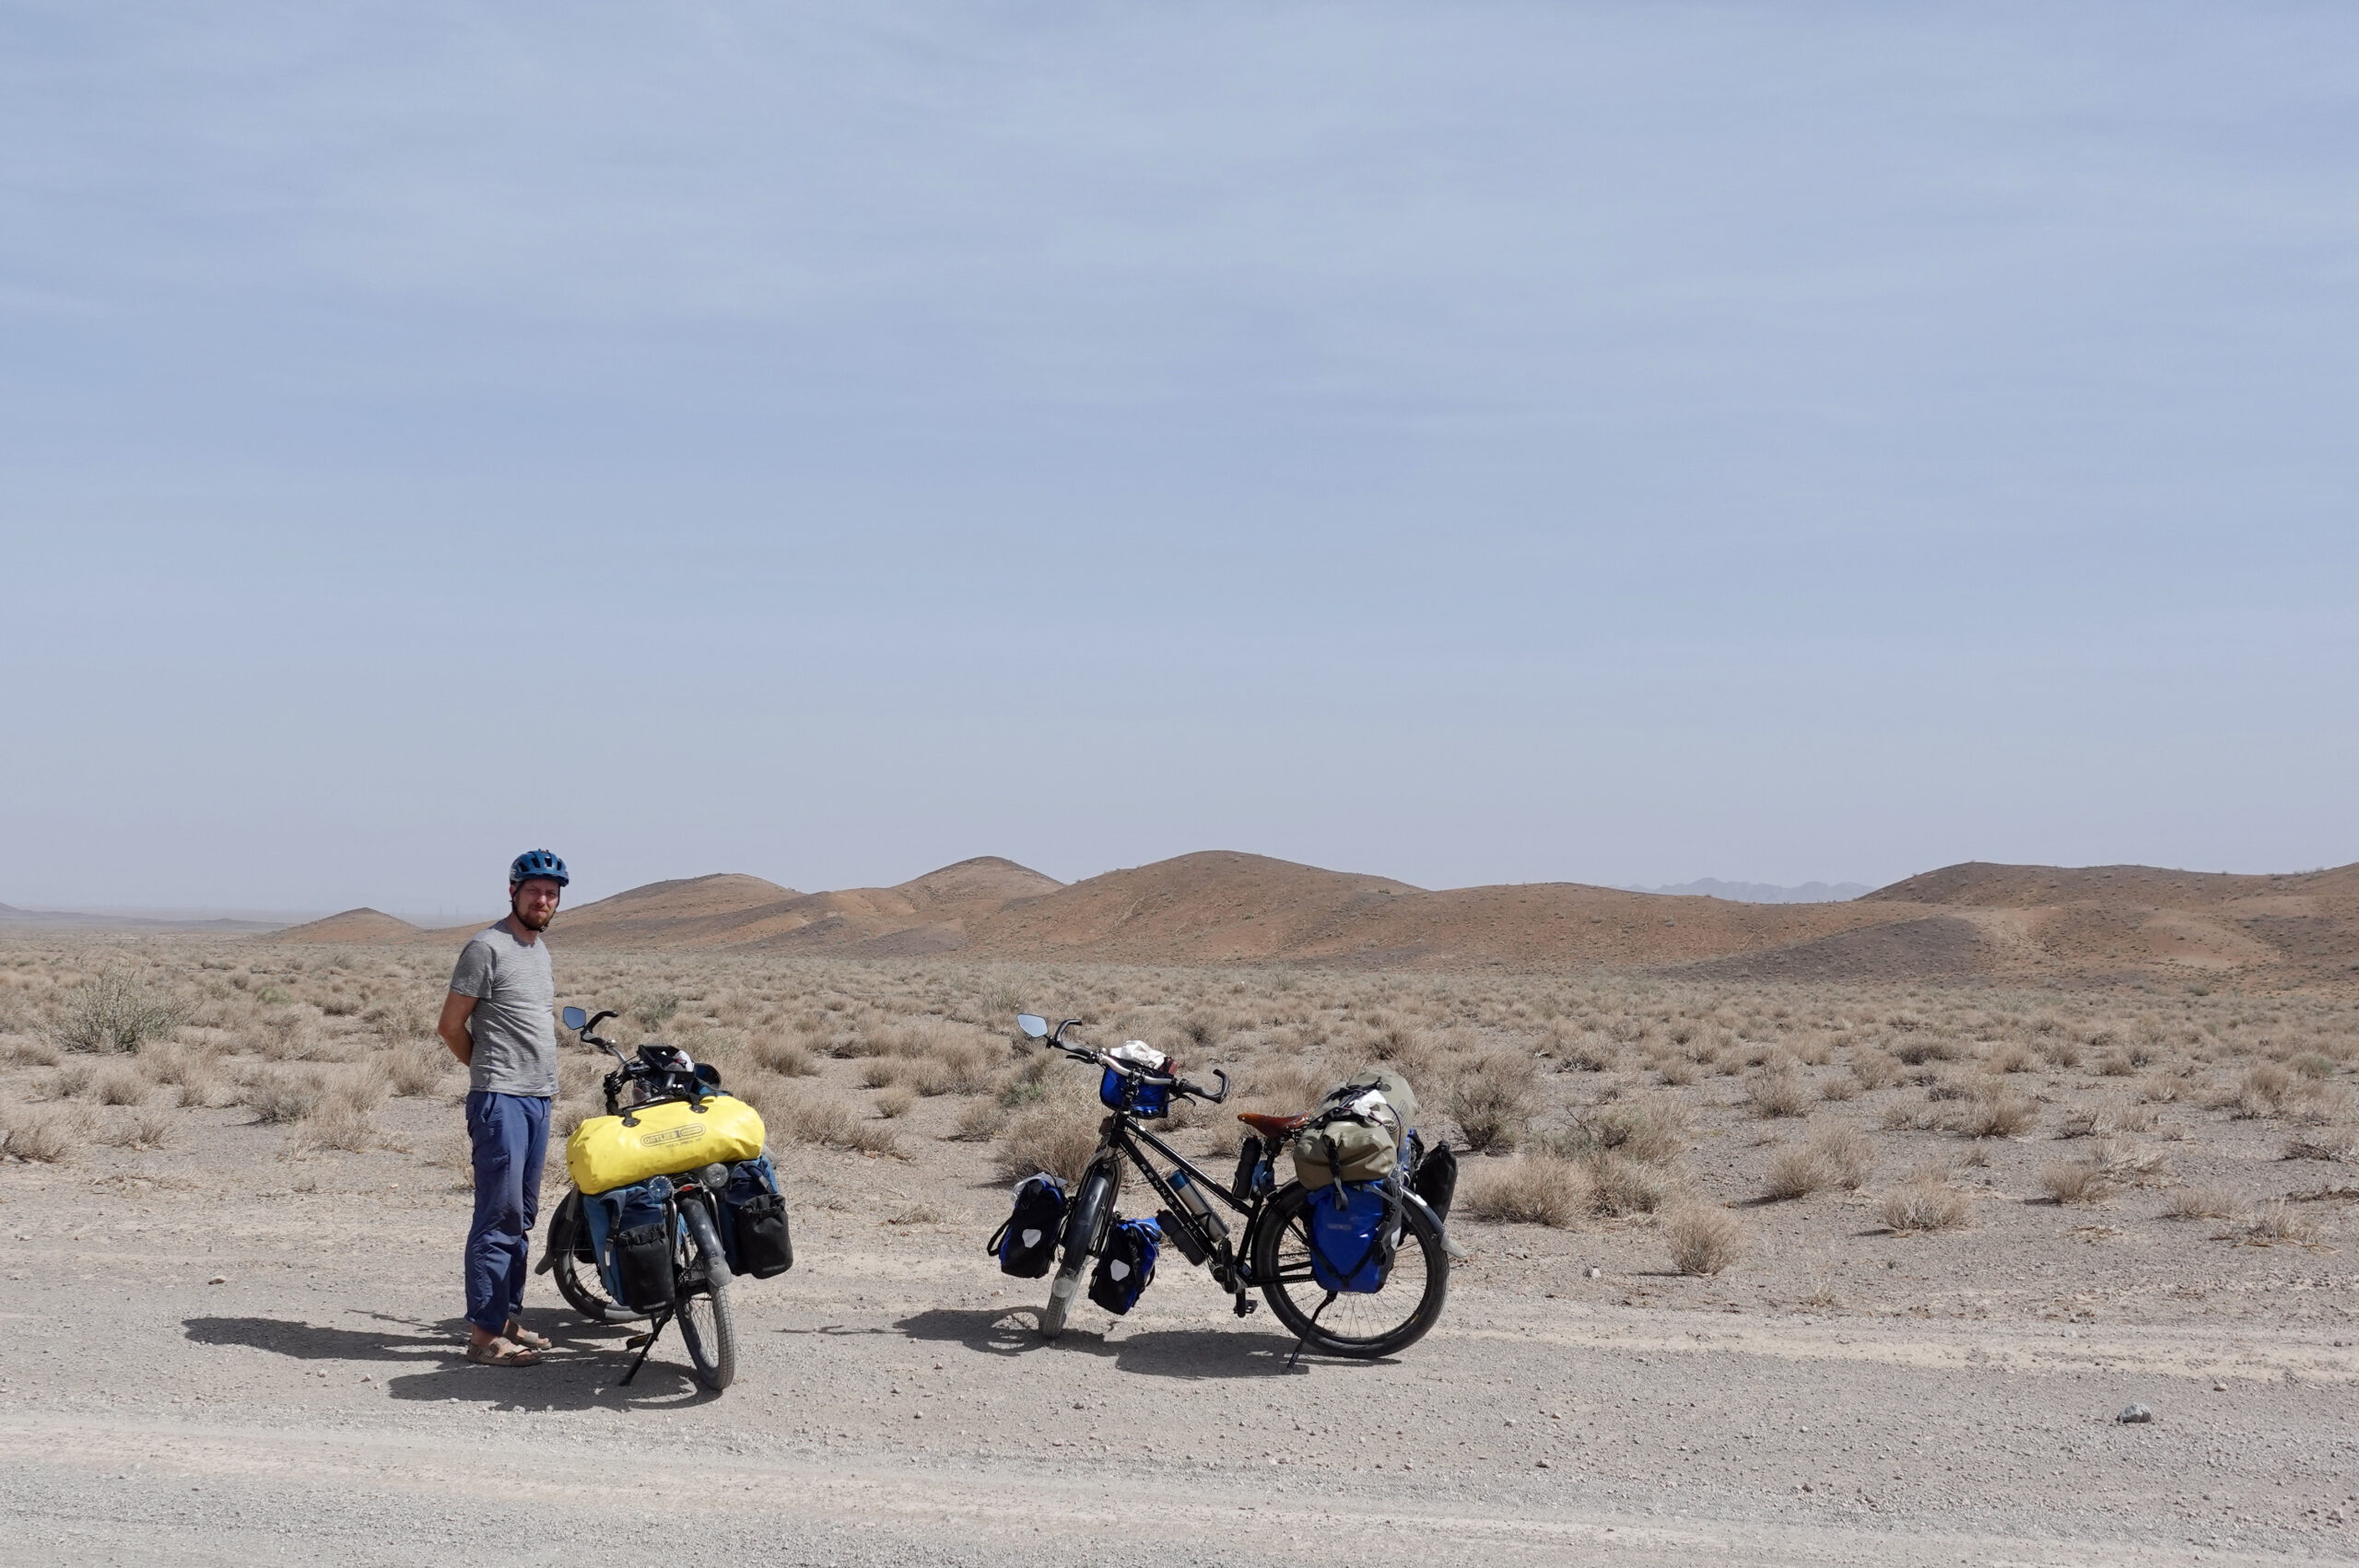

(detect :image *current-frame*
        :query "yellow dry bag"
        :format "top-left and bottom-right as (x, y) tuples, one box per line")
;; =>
(566, 1094), (767, 1196)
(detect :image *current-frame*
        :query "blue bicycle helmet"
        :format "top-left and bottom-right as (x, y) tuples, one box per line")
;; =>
(509, 848), (569, 887)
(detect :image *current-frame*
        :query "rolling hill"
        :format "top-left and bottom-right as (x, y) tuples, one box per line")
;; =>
(262, 852), (2359, 984)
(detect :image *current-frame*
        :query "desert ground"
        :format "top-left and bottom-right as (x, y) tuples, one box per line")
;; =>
(2, 909), (2355, 1565)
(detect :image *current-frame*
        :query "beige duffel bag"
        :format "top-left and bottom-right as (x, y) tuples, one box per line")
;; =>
(1287, 1067), (1417, 1190)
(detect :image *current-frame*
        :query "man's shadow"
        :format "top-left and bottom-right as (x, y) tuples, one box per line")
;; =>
(182, 1310), (719, 1409)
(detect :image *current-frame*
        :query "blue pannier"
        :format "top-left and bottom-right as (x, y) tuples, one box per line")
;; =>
(1305, 1179), (1396, 1294)
(988, 1172), (1068, 1278)
(718, 1155), (792, 1278)
(1087, 1215), (1162, 1315)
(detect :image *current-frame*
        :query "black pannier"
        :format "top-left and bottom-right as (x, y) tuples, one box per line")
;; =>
(988, 1173), (1067, 1278)
(611, 1223), (676, 1309)
(719, 1157), (793, 1278)
(1411, 1139), (1458, 1223)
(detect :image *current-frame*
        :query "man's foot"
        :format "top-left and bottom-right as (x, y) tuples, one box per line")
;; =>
(464, 1336), (541, 1367)
(503, 1319), (551, 1351)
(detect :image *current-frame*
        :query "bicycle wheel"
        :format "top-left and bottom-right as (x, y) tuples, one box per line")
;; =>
(675, 1198), (738, 1391)
(1251, 1183), (1448, 1359)
(547, 1191), (644, 1325)
(1041, 1159), (1116, 1340)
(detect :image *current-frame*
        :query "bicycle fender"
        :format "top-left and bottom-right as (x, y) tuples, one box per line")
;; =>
(1400, 1189), (1467, 1261)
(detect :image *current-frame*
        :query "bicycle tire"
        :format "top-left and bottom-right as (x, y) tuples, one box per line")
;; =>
(1041, 1162), (1116, 1340)
(1251, 1182), (1448, 1360)
(675, 1199), (737, 1391)
(547, 1191), (644, 1325)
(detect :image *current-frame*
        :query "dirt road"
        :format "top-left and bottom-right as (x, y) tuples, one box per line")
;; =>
(2, 1164), (2352, 1568)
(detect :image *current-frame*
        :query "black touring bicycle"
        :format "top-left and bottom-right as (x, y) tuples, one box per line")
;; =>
(997, 1013), (1452, 1359)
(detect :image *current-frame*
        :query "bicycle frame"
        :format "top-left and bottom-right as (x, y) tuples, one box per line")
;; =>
(1076, 1109), (1273, 1308)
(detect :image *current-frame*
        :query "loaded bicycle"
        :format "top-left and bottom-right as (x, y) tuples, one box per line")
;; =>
(534, 1005), (792, 1392)
(995, 1012), (1452, 1359)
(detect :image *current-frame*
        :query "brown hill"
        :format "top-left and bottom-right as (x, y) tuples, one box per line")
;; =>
(272, 908), (430, 944)
(966, 852), (1892, 968)
(264, 853), (2359, 983)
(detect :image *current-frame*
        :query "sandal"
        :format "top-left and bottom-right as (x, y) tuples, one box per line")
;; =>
(503, 1323), (552, 1352)
(464, 1337), (541, 1367)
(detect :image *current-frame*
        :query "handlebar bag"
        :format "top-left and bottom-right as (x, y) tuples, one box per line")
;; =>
(986, 1172), (1067, 1278)
(582, 1176), (675, 1306)
(1087, 1215), (1162, 1315)
(718, 1155), (793, 1279)
(1305, 1178), (1398, 1294)
(566, 1093), (767, 1196)
(1099, 1040), (1173, 1117)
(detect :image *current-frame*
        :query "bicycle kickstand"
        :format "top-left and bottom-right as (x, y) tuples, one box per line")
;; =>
(1285, 1292), (1339, 1371)
(618, 1310), (672, 1387)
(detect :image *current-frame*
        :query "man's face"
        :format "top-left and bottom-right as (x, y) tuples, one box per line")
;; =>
(511, 878), (563, 930)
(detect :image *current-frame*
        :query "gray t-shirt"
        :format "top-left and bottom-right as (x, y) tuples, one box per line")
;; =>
(449, 923), (557, 1097)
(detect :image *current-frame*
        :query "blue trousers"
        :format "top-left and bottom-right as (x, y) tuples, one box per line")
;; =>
(464, 1091), (549, 1335)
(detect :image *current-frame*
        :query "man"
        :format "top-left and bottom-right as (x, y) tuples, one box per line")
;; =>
(436, 849), (569, 1367)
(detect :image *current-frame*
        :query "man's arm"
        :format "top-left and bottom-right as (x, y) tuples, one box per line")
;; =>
(437, 990), (478, 1066)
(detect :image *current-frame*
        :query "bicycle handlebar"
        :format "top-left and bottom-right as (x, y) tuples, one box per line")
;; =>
(1035, 1026), (1229, 1105)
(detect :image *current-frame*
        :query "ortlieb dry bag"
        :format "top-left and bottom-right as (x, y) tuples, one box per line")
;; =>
(1288, 1068), (1414, 1189)
(566, 1093), (766, 1196)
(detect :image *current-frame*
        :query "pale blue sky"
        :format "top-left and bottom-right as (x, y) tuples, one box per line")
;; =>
(3, 3), (2353, 913)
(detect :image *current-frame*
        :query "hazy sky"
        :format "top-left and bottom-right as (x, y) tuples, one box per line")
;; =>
(4, 2), (2353, 914)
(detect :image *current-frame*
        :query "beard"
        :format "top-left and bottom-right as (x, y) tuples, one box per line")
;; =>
(511, 895), (555, 931)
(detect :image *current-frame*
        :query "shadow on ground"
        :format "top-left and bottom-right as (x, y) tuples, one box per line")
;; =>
(181, 1311), (717, 1410)
(887, 1307), (1397, 1378)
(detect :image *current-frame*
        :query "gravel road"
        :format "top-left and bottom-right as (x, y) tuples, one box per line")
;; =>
(2, 1156), (2353, 1568)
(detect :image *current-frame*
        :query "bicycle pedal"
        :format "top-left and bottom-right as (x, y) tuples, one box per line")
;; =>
(1233, 1296), (1257, 1318)
(625, 1331), (655, 1349)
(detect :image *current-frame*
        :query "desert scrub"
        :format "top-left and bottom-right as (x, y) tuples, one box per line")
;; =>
(1743, 1067), (1811, 1118)
(993, 1106), (1098, 1185)
(1880, 1173), (1970, 1234)
(1662, 1202), (1745, 1276)
(2162, 1185), (2236, 1220)
(2038, 1158), (2112, 1205)
(51, 971), (185, 1053)
(1948, 1088), (2037, 1140)
(1461, 1154), (1589, 1228)
(1442, 1052), (1542, 1153)
(1761, 1122), (1875, 1200)
(1558, 1094), (1688, 1165)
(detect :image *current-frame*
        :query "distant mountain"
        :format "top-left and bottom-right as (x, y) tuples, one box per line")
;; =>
(1629, 879), (1871, 904)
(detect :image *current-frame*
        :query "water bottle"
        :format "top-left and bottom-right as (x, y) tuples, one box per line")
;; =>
(1168, 1166), (1230, 1243)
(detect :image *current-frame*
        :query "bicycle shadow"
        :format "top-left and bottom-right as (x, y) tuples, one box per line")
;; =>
(181, 1311), (718, 1410)
(890, 1308), (1398, 1378)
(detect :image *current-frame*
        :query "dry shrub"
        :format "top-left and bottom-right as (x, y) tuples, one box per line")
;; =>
(1563, 1094), (1688, 1164)
(994, 1106), (1099, 1184)
(2138, 1072), (2183, 1106)
(2223, 1064), (2294, 1119)
(1881, 1174), (1970, 1234)
(785, 1094), (899, 1156)
(2039, 1159), (2112, 1205)
(910, 1041), (995, 1096)
(1763, 1122), (1875, 1200)
(1819, 1073), (1862, 1102)
(1984, 1042), (2036, 1074)
(1443, 1053), (1543, 1153)
(8, 1036), (63, 1068)
(294, 1103), (378, 1153)
(1762, 1143), (1829, 1201)
(2163, 1185), (2236, 1220)
(126, 1108), (178, 1149)
(91, 1066), (147, 1106)
(389, 1045), (449, 1096)
(43, 1059), (95, 1101)
(1663, 1203), (1745, 1276)
(949, 1098), (1006, 1142)
(1462, 1154), (1589, 1227)
(2055, 1101), (2156, 1140)
(1585, 1153), (1673, 1216)
(2036, 1037), (2081, 1069)
(1892, 1037), (1958, 1067)
(860, 1059), (904, 1090)
(2240, 1199), (2320, 1246)
(1558, 1036), (1616, 1072)
(1656, 1057), (1699, 1087)
(1850, 1051), (1902, 1091)
(874, 1085), (917, 1119)
(2283, 1129), (2357, 1163)
(242, 1069), (324, 1124)
(1949, 1090), (2037, 1140)
(4, 1106), (86, 1162)
(1744, 1068), (1811, 1119)
(749, 1035), (819, 1078)
(52, 971), (184, 1053)
(2089, 1136), (2171, 1185)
